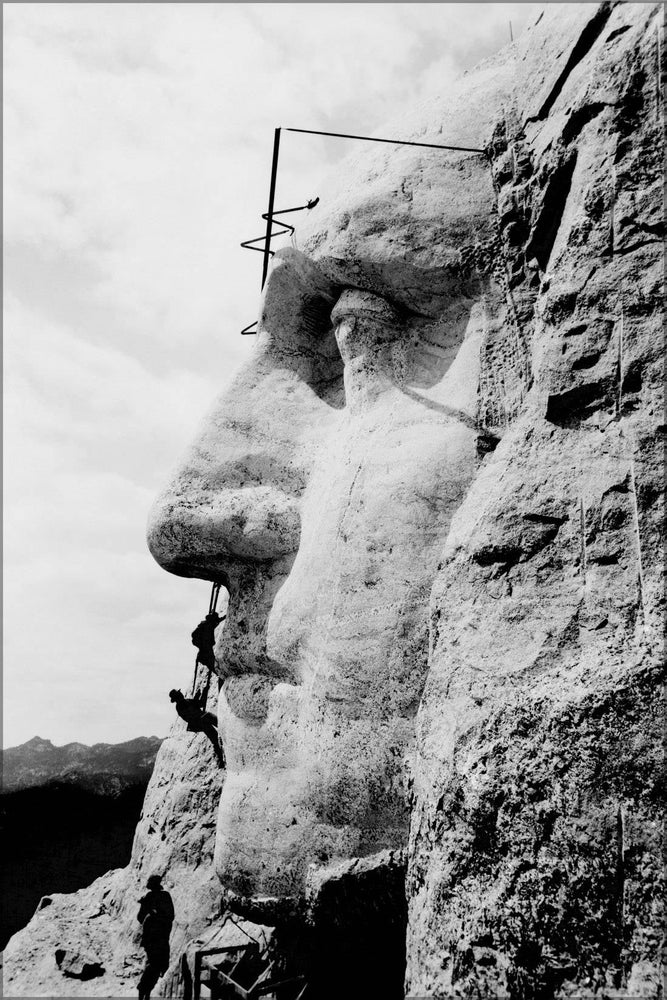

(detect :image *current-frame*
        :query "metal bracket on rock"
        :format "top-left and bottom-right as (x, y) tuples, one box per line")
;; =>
(240, 126), (486, 335)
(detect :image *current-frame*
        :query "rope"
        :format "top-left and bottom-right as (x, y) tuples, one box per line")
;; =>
(200, 661), (212, 705)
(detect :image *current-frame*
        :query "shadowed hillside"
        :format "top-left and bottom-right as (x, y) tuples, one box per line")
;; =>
(1, 736), (162, 949)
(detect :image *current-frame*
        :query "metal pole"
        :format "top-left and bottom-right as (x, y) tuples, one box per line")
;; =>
(261, 128), (282, 289)
(509, 21), (514, 42)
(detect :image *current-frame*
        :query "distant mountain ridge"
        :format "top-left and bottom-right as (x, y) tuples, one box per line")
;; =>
(1, 734), (163, 950)
(2, 734), (163, 793)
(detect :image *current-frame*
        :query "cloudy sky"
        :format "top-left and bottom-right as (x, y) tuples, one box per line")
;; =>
(3, 2), (541, 749)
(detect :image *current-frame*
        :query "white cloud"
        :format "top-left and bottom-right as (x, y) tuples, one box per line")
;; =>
(4, 3), (541, 362)
(3, 295), (222, 483)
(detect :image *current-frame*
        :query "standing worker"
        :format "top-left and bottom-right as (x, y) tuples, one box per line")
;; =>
(137, 875), (174, 1000)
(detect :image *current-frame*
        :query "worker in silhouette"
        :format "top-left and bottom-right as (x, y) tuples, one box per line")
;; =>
(191, 610), (225, 672)
(169, 688), (225, 768)
(137, 874), (174, 1000)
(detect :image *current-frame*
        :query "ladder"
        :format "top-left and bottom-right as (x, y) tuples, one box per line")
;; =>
(193, 941), (308, 1000)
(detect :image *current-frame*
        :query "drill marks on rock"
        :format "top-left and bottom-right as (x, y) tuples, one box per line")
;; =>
(544, 288), (632, 429)
(501, 5), (661, 438)
(572, 438), (653, 641)
(626, 436), (646, 628)
(615, 295), (624, 417)
(579, 496), (588, 591)
(654, 20), (663, 120)
(481, 109), (542, 439)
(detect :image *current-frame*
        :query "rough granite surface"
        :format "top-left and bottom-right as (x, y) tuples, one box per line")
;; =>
(4, 4), (663, 998)
(406, 5), (665, 997)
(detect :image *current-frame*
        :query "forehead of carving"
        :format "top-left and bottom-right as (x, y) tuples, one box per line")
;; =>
(294, 51), (515, 316)
(297, 153), (495, 317)
(305, 153), (493, 258)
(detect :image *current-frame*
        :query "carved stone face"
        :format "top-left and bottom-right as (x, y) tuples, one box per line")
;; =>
(148, 71), (510, 924)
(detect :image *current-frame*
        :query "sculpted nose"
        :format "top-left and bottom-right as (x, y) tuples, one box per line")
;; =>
(147, 429), (303, 579)
(147, 251), (341, 583)
(147, 427), (299, 581)
(147, 251), (343, 684)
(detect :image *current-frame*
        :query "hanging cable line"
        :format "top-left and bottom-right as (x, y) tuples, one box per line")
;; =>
(286, 126), (485, 153)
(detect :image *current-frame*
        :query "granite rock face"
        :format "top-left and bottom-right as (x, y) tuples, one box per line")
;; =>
(5, 4), (663, 998)
(406, 4), (665, 997)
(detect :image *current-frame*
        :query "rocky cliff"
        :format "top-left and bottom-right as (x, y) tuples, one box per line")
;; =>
(406, 5), (665, 996)
(4, 5), (663, 999)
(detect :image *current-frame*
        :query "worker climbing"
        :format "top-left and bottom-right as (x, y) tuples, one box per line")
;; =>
(191, 581), (226, 672)
(137, 874), (174, 1000)
(169, 688), (225, 769)
(169, 583), (226, 768)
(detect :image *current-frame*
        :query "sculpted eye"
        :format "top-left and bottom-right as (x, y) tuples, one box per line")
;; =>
(330, 289), (405, 363)
(331, 289), (403, 330)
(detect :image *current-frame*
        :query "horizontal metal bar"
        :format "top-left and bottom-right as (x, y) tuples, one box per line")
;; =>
(286, 126), (484, 154)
